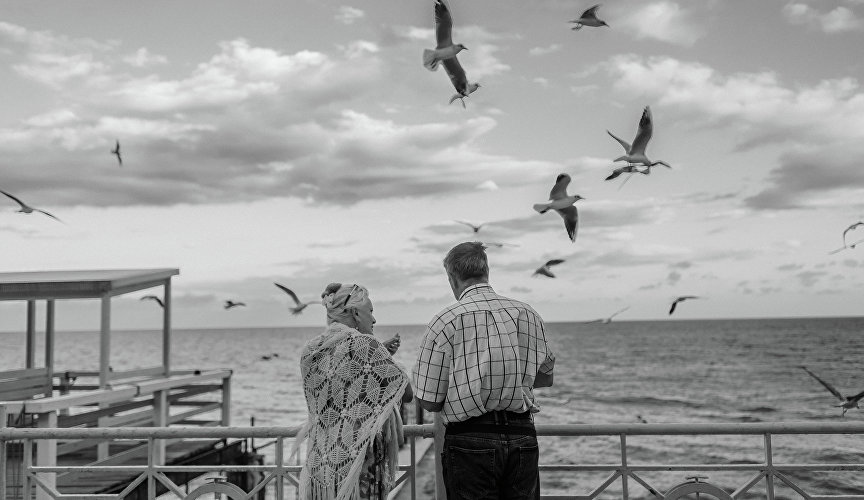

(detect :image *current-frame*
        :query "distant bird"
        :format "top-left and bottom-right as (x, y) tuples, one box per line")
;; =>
(668, 296), (699, 315)
(455, 220), (486, 233)
(533, 173), (584, 242)
(533, 259), (565, 278)
(608, 106), (671, 171)
(0, 189), (62, 222)
(570, 4), (609, 30)
(110, 140), (122, 166)
(585, 306), (630, 324)
(636, 415), (648, 424)
(800, 366), (864, 417)
(224, 300), (246, 309)
(260, 355), (272, 361)
(842, 221), (864, 248)
(423, 0), (468, 71)
(140, 295), (164, 308)
(274, 282), (318, 315)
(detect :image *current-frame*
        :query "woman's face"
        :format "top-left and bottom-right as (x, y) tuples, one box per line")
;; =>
(352, 297), (376, 335)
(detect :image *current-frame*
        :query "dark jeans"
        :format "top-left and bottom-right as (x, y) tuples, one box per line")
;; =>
(442, 411), (540, 500)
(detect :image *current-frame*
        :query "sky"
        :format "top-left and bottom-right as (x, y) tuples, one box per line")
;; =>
(0, 0), (863, 331)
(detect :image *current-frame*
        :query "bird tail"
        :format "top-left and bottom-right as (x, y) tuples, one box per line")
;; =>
(423, 49), (439, 71)
(533, 203), (551, 214)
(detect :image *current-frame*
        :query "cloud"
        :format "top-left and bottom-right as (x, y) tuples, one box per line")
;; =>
(123, 47), (168, 67)
(476, 180), (499, 191)
(335, 6), (365, 25)
(782, 3), (863, 33)
(795, 270), (828, 287)
(615, 2), (705, 46)
(529, 44), (561, 56)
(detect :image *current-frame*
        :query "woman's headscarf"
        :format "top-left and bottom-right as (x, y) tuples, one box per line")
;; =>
(321, 282), (369, 325)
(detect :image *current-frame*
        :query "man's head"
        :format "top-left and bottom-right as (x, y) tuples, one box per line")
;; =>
(443, 242), (489, 299)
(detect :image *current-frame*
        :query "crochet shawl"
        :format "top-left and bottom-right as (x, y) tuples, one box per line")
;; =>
(295, 322), (408, 500)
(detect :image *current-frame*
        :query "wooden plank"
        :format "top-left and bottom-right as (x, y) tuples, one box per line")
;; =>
(23, 386), (138, 414)
(108, 366), (163, 381)
(0, 367), (48, 380)
(135, 370), (232, 395)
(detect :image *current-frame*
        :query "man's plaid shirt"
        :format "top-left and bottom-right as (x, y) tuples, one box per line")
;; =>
(412, 283), (556, 424)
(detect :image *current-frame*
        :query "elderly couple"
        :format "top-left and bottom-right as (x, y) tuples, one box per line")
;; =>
(296, 242), (556, 500)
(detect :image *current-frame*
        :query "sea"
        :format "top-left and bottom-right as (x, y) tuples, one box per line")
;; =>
(3, 316), (864, 498)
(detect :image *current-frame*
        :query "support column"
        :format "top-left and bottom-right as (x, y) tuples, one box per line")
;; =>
(97, 295), (112, 461)
(162, 280), (172, 376)
(221, 376), (231, 426)
(433, 413), (447, 500)
(35, 411), (57, 500)
(44, 300), (55, 398)
(26, 300), (36, 369)
(153, 391), (167, 465)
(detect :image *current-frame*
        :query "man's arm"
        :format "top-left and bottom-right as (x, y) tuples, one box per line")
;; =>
(412, 324), (450, 414)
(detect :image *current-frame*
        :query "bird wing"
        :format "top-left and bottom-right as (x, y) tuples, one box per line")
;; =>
(35, 209), (61, 222)
(442, 55), (468, 94)
(848, 389), (864, 403)
(545, 259), (565, 267)
(549, 175), (571, 200)
(434, 0), (454, 49)
(274, 282), (302, 306)
(0, 189), (26, 209)
(455, 220), (478, 230)
(843, 222), (864, 243)
(610, 306), (630, 318)
(630, 106), (653, 155)
(668, 301), (678, 315)
(582, 4), (601, 19)
(606, 130), (632, 154)
(556, 205), (578, 242)
(801, 366), (845, 401)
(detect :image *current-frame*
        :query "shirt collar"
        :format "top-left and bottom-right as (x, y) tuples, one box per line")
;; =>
(459, 283), (494, 300)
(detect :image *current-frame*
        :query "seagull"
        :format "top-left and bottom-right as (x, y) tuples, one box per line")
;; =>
(668, 296), (699, 315)
(423, 0), (468, 71)
(636, 415), (648, 424)
(800, 366), (864, 417)
(224, 300), (246, 309)
(455, 220), (486, 233)
(608, 106), (671, 171)
(140, 295), (164, 308)
(533, 259), (565, 278)
(585, 306), (630, 324)
(570, 4), (609, 30)
(605, 164), (647, 181)
(260, 355), (272, 361)
(274, 282), (318, 315)
(842, 221), (864, 248)
(110, 140), (122, 166)
(424, 0), (480, 107)
(532, 173), (584, 242)
(0, 189), (62, 222)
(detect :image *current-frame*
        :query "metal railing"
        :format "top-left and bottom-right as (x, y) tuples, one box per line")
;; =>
(3, 422), (864, 500)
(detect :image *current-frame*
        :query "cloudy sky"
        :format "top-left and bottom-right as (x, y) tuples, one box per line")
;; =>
(1, 0), (863, 331)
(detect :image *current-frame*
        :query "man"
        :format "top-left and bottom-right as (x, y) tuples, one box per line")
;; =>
(413, 241), (556, 500)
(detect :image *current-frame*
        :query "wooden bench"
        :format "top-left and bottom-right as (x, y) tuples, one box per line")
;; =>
(0, 367), (51, 402)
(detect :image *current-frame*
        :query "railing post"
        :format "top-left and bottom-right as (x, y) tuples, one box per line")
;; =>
(275, 437), (284, 500)
(221, 376), (232, 426)
(153, 390), (167, 465)
(35, 411), (57, 500)
(0, 406), (6, 500)
(620, 433), (629, 500)
(433, 413), (446, 500)
(22, 439), (32, 500)
(148, 437), (156, 500)
(764, 433), (775, 500)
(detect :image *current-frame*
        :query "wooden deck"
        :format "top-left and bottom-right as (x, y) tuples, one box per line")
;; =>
(4, 438), (246, 499)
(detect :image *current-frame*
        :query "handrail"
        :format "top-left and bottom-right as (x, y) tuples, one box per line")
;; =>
(4, 421), (864, 440)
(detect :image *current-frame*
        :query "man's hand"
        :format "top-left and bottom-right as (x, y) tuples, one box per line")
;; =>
(383, 333), (401, 355)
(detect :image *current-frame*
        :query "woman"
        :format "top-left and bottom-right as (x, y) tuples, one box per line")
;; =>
(296, 283), (413, 500)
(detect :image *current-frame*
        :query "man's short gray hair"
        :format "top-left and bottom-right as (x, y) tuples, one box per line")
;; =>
(443, 242), (489, 281)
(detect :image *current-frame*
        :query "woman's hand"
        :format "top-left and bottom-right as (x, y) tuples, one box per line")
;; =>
(383, 333), (401, 354)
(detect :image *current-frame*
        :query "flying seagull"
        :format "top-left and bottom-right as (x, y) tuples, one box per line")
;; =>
(423, 0), (468, 71)
(842, 221), (864, 248)
(110, 140), (122, 166)
(800, 366), (864, 417)
(0, 189), (62, 222)
(669, 296), (699, 315)
(455, 220), (486, 233)
(224, 300), (246, 309)
(533, 173), (584, 242)
(424, 0), (480, 107)
(570, 4), (609, 30)
(140, 295), (164, 308)
(585, 306), (630, 324)
(608, 106), (671, 171)
(274, 282), (318, 315)
(533, 259), (565, 278)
